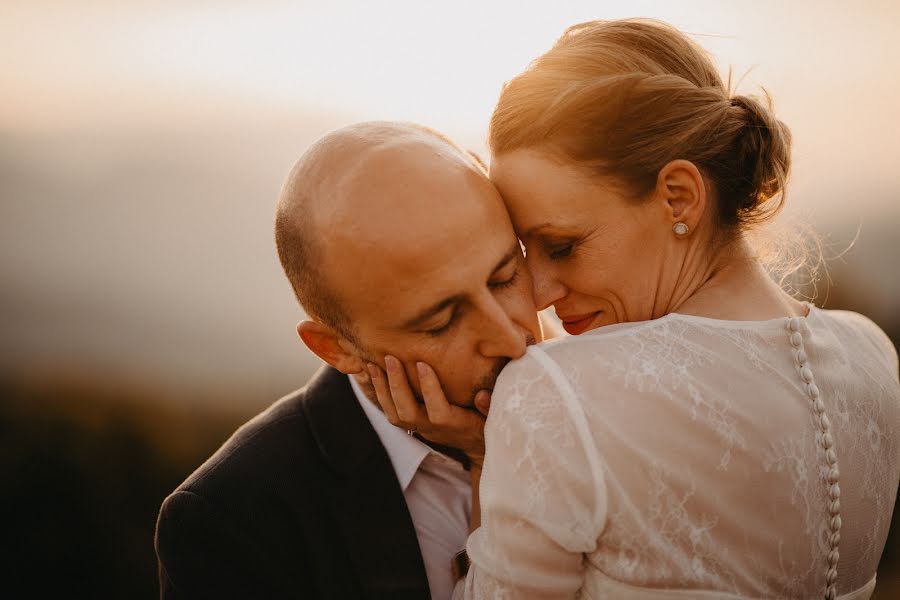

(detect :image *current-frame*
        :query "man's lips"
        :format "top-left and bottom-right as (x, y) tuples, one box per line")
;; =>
(559, 311), (601, 335)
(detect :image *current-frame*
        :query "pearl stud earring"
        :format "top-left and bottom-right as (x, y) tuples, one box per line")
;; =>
(673, 222), (690, 236)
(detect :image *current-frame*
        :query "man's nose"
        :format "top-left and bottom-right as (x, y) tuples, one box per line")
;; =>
(476, 297), (527, 359)
(528, 255), (567, 312)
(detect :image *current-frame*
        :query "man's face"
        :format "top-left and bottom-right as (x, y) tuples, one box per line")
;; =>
(324, 146), (541, 407)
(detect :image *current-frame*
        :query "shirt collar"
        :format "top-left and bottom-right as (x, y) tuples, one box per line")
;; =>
(349, 374), (431, 491)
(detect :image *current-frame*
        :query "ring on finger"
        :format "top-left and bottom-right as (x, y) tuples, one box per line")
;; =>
(406, 425), (417, 435)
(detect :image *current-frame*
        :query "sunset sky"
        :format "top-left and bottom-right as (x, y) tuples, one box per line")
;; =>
(4, 1), (900, 219)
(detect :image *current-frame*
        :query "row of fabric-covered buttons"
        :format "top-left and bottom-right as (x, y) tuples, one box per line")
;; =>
(788, 316), (841, 600)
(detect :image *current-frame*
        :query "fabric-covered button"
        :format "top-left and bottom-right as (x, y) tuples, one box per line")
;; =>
(808, 383), (820, 399)
(830, 515), (842, 531)
(800, 366), (814, 383)
(829, 482), (841, 500)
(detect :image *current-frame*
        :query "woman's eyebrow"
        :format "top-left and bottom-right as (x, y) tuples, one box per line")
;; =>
(522, 222), (556, 237)
(523, 223), (582, 239)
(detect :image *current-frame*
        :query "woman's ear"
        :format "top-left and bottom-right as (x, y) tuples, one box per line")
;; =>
(297, 320), (366, 374)
(655, 159), (707, 234)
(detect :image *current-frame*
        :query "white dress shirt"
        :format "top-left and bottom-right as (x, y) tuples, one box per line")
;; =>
(349, 375), (472, 600)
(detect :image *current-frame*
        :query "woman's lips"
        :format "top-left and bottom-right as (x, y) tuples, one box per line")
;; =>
(559, 311), (600, 335)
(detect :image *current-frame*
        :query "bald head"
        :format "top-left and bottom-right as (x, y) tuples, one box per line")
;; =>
(275, 121), (488, 339)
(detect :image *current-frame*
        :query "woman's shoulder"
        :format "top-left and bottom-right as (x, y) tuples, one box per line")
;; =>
(528, 315), (718, 368)
(494, 319), (672, 404)
(532, 318), (672, 361)
(811, 304), (887, 332)
(809, 306), (898, 367)
(499, 322), (652, 381)
(543, 318), (667, 346)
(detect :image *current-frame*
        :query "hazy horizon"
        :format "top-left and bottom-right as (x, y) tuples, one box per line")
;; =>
(3, 1), (899, 408)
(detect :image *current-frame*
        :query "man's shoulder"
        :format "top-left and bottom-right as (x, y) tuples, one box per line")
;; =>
(173, 365), (351, 499)
(177, 389), (308, 493)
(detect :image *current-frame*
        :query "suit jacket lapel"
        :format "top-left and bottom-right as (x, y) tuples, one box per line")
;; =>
(302, 366), (430, 599)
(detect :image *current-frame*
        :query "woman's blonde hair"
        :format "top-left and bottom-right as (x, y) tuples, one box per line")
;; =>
(489, 19), (792, 229)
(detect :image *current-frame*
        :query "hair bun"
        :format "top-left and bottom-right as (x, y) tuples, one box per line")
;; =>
(729, 93), (792, 221)
(489, 18), (795, 230)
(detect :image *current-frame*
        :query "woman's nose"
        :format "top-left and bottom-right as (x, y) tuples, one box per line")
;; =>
(528, 255), (566, 312)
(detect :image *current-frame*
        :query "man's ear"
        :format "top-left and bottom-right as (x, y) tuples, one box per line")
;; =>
(655, 159), (707, 234)
(297, 320), (365, 375)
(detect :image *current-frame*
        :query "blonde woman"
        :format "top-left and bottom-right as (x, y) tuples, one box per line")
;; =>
(370, 19), (900, 599)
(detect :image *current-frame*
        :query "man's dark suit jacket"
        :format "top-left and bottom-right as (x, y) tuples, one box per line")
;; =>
(154, 366), (432, 599)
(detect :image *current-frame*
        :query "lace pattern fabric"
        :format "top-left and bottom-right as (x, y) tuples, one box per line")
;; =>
(456, 307), (900, 599)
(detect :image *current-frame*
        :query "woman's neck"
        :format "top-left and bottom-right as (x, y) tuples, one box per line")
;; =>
(671, 237), (808, 322)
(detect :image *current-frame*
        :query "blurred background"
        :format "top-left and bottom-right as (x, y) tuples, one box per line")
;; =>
(2, 0), (898, 597)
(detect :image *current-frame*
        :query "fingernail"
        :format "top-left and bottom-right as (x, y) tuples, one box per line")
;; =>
(416, 362), (427, 378)
(367, 363), (378, 378)
(385, 355), (399, 372)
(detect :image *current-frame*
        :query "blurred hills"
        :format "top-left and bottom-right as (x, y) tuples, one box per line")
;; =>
(1, 115), (346, 409)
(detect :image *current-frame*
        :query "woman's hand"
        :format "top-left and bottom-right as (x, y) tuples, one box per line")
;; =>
(368, 355), (491, 468)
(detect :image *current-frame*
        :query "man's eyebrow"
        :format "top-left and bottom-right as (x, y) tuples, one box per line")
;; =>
(401, 243), (521, 330)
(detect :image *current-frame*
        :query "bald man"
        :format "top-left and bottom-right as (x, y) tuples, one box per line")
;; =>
(154, 122), (541, 600)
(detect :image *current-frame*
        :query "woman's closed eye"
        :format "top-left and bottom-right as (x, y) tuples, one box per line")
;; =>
(533, 234), (578, 260)
(548, 243), (574, 259)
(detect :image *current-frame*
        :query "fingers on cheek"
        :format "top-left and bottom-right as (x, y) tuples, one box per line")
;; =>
(394, 403), (409, 424)
(417, 362), (450, 420)
(368, 363), (399, 423)
(367, 363), (385, 398)
(417, 362), (438, 395)
(384, 355), (400, 377)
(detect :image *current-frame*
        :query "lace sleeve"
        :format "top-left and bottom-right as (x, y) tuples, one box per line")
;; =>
(456, 346), (607, 599)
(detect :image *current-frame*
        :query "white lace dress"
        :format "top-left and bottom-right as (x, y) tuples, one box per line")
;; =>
(455, 307), (900, 599)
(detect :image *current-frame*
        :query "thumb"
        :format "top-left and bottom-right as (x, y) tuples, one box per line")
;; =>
(474, 390), (492, 417)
